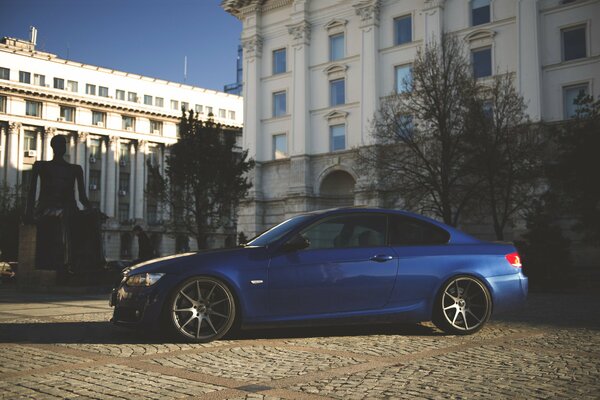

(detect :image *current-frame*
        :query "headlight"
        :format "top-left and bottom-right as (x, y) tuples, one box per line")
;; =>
(125, 273), (165, 287)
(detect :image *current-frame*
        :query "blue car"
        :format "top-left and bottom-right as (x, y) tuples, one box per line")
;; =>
(110, 208), (528, 342)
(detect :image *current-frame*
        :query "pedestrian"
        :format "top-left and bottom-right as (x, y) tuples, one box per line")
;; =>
(132, 225), (154, 262)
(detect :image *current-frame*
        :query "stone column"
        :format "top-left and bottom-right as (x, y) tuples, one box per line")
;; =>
(0, 125), (6, 180)
(44, 127), (55, 160)
(35, 131), (42, 161)
(76, 132), (87, 170)
(100, 138), (107, 212)
(134, 140), (147, 220)
(7, 122), (21, 188)
(17, 124), (25, 186)
(104, 135), (117, 218)
(354, 0), (381, 146)
(128, 143), (135, 220)
(517, 0), (541, 121)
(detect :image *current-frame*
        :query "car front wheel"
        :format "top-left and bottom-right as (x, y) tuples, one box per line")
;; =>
(433, 275), (492, 335)
(167, 276), (236, 342)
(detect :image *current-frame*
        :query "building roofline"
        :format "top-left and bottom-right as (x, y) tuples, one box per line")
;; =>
(1, 36), (242, 100)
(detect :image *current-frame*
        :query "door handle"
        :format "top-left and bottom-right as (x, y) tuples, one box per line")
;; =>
(370, 254), (394, 262)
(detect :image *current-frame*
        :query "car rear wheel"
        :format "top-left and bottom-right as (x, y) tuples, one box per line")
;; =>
(167, 277), (236, 342)
(433, 276), (492, 335)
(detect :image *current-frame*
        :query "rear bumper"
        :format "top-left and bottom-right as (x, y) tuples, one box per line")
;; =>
(487, 272), (528, 314)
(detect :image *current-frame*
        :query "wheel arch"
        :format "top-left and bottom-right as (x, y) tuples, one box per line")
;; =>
(430, 271), (495, 319)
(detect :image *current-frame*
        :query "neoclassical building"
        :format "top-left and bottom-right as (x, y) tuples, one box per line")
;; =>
(222, 0), (600, 238)
(0, 34), (243, 260)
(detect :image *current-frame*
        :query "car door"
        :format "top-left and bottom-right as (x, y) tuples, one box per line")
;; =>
(268, 213), (398, 317)
(387, 215), (452, 307)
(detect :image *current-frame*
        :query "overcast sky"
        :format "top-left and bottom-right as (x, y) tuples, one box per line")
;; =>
(0, 0), (242, 91)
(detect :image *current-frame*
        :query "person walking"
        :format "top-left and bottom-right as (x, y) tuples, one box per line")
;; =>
(132, 225), (154, 262)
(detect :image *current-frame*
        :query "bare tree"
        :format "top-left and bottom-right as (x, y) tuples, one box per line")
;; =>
(466, 73), (546, 240)
(360, 36), (480, 226)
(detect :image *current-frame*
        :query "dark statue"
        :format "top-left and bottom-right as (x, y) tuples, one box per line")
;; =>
(24, 134), (105, 272)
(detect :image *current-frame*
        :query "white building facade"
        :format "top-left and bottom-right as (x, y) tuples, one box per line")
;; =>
(223, 0), (600, 238)
(0, 35), (243, 260)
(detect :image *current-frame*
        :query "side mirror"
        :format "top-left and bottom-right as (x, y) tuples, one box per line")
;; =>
(282, 234), (310, 252)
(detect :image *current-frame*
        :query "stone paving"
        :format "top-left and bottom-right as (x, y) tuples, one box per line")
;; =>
(0, 287), (598, 399)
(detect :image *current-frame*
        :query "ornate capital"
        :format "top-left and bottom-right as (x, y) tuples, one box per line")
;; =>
(137, 139), (148, 150)
(354, 0), (380, 28)
(108, 135), (118, 144)
(44, 127), (56, 137)
(287, 20), (311, 46)
(241, 34), (263, 60)
(78, 132), (88, 143)
(423, 0), (445, 11)
(9, 122), (22, 133)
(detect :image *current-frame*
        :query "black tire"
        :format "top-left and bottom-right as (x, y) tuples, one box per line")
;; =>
(432, 275), (492, 335)
(166, 276), (236, 342)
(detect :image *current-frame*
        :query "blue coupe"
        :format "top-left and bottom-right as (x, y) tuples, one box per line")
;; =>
(110, 208), (528, 342)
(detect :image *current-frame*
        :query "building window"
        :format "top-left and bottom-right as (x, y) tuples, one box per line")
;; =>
(182, 101), (189, 111)
(122, 115), (135, 131)
(150, 120), (163, 134)
(144, 95), (153, 105)
(330, 33), (345, 61)
(195, 104), (203, 114)
(471, 0), (491, 26)
(273, 48), (286, 74)
(0, 67), (9, 80)
(395, 64), (412, 93)
(148, 147), (160, 167)
(89, 170), (101, 191)
(119, 143), (130, 165)
(171, 100), (179, 110)
(119, 206), (130, 225)
(53, 78), (64, 90)
(206, 106), (213, 116)
(25, 100), (42, 117)
(33, 74), (45, 86)
(127, 92), (137, 102)
(60, 106), (75, 122)
(228, 110), (236, 119)
(98, 86), (109, 97)
(19, 71), (31, 84)
(24, 131), (37, 151)
(0, 95), (6, 113)
(398, 114), (414, 138)
(119, 173), (129, 195)
(562, 25), (587, 61)
(394, 15), (412, 46)
(89, 138), (101, 160)
(155, 97), (164, 107)
(273, 91), (286, 117)
(472, 47), (492, 78)
(92, 111), (106, 126)
(272, 134), (287, 160)
(120, 233), (132, 258)
(330, 124), (346, 151)
(116, 89), (125, 100)
(147, 204), (158, 225)
(330, 78), (345, 106)
(67, 80), (78, 93)
(563, 84), (589, 119)
(86, 84), (96, 95)
(219, 108), (226, 118)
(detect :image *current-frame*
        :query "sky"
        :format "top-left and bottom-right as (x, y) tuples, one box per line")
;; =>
(0, 0), (242, 92)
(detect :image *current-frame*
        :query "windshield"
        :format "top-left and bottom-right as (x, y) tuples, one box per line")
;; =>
(246, 215), (312, 247)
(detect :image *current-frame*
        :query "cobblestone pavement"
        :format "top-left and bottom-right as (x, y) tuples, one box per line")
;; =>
(0, 287), (598, 399)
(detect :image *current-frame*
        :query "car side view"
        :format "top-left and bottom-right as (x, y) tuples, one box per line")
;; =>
(110, 208), (528, 342)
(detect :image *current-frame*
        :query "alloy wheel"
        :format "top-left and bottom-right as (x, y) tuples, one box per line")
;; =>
(440, 276), (491, 333)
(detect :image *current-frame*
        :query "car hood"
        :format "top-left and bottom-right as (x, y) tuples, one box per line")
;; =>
(124, 246), (262, 276)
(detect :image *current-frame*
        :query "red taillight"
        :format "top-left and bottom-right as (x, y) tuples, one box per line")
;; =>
(505, 252), (522, 268)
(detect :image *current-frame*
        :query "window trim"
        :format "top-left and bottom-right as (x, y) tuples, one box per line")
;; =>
(329, 78), (346, 107)
(394, 63), (413, 94)
(471, 46), (493, 79)
(25, 99), (42, 117)
(272, 90), (287, 118)
(329, 123), (346, 152)
(272, 48), (287, 75)
(329, 32), (345, 62)
(470, 0), (492, 27)
(272, 133), (288, 160)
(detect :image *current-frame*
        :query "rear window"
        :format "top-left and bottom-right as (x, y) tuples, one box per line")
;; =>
(389, 215), (450, 246)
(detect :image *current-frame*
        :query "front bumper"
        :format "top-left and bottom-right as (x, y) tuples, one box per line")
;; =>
(109, 276), (173, 329)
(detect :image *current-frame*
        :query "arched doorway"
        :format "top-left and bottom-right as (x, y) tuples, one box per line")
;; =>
(318, 169), (356, 209)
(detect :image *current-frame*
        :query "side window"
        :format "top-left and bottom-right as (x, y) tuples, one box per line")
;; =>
(389, 216), (450, 246)
(300, 214), (387, 250)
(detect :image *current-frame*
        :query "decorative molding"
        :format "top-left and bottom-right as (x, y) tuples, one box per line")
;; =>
(464, 29), (497, 43)
(78, 132), (88, 143)
(325, 110), (349, 121)
(325, 19), (348, 34)
(287, 20), (311, 46)
(354, 0), (380, 28)
(138, 139), (148, 150)
(108, 135), (118, 144)
(9, 122), (22, 133)
(44, 127), (56, 136)
(242, 34), (264, 59)
(422, 0), (445, 12)
(324, 63), (348, 76)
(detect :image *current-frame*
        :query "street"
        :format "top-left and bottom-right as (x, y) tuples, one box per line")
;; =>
(0, 288), (599, 399)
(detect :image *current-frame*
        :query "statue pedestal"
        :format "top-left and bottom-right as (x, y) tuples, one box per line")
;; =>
(17, 224), (58, 289)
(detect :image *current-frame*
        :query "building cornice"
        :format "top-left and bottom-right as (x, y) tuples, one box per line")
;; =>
(221, 0), (293, 18)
